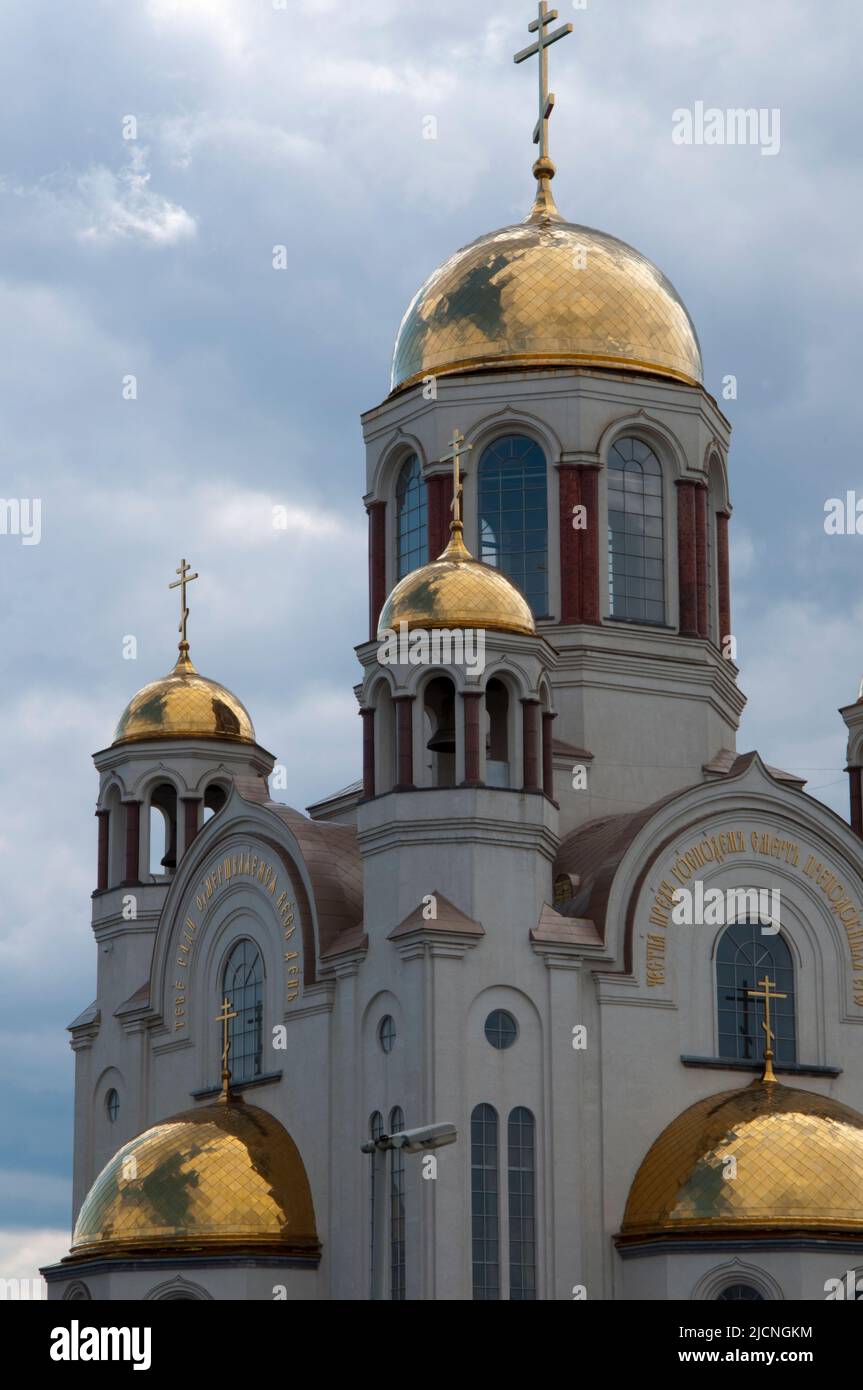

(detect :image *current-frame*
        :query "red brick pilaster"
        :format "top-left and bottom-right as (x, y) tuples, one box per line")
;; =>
(716, 510), (732, 653)
(850, 766), (863, 838)
(426, 474), (451, 560)
(542, 711), (557, 801)
(522, 699), (541, 792)
(676, 481), (698, 637)
(123, 801), (141, 886)
(695, 484), (709, 639)
(96, 809), (110, 891)
(360, 707), (375, 799)
(367, 500), (387, 640)
(394, 696), (415, 791)
(182, 798), (201, 855)
(461, 691), (484, 787)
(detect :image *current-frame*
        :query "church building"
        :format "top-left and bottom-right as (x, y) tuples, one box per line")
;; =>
(44, 11), (863, 1302)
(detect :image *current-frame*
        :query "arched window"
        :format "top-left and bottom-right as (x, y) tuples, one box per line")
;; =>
(717, 1284), (766, 1301)
(485, 678), (510, 787)
(369, 1110), (383, 1294)
(471, 1103), (500, 1300)
(389, 1106), (406, 1301)
(222, 940), (263, 1083)
(423, 675), (456, 787)
(717, 920), (796, 1065)
(149, 783), (178, 875)
(479, 436), (548, 616)
(105, 1089), (119, 1123)
(607, 437), (665, 625)
(508, 1107), (536, 1301)
(396, 454), (428, 577)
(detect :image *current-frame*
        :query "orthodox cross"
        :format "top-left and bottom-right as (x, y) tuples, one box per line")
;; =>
(747, 975), (787, 1080)
(169, 557), (199, 648)
(440, 429), (473, 528)
(513, 2), (573, 163)
(215, 996), (238, 1097)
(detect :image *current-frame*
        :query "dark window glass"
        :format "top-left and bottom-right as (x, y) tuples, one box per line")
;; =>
(716, 920), (796, 1064)
(105, 1089), (119, 1123)
(508, 1107), (536, 1300)
(396, 454), (428, 577)
(222, 939), (263, 1083)
(389, 1106), (406, 1300)
(369, 1111), (383, 1295)
(717, 1283), (766, 1301)
(485, 1009), (518, 1050)
(471, 1104), (500, 1300)
(378, 1015), (396, 1053)
(607, 437), (665, 624)
(478, 436), (548, 616)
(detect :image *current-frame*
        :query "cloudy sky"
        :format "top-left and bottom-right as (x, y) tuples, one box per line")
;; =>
(1, 0), (861, 1284)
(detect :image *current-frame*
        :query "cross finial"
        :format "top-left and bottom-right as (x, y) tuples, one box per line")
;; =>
(168, 558), (199, 655)
(439, 429), (473, 543)
(747, 975), (788, 1083)
(514, 3), (573, 218)
(215, 995), (238, 1100)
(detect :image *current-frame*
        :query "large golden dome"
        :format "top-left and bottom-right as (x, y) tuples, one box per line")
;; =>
(378, 526), (536, 638)
(619, 1076), (863, 1243)
(391, 204), (702, 394)
(113, 646), (255, 747)
(69, 1098), (319, 1259)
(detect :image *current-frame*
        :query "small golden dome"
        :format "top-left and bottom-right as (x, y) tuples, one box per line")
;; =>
(113, 647), (255, 747)
(619, 1077), (863, 1242)
(69, 1098), (319, 1259)
(391, 207), (702, 394)
(377, 526), (536, 639)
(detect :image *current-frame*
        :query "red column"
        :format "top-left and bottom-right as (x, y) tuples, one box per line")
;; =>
(96, 809), (110, 891)
(695, 485), (709, 639)
(850, 767), (863, 838)
(542, 711), (557, 801)
(360, 707), (375, 799)
(394, 696), (415, 791)
(522, 699), (541, 792)
(716, 510), (732, 654)
(461, 691), (484, 787)
(426, 474), (451, 560)
(123, 801), (141, 886)
(558, 465), (582, 623)
(182, 798), (201, 855)
(367, 500), (387, 641)
(580, 466), (600, 625)
(558, 464), (599, 624)
(676, 481), (698, 637)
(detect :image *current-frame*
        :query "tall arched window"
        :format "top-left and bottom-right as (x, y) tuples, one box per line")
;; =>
(471, 1103), (500, 1300)
(389, 1105), (406, 1300)
(396, 454), (428, 578)
(369, 1111), (383, 1294)
(607, 436), (665, 624)
(717, 920), (796, 1064)
(222, 940), (263, 1083)
(507, 1107), (536, 1301)
(479, 436), (548, 616)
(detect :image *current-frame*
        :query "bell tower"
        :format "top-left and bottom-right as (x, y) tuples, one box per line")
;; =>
(359, 10), (743, 840)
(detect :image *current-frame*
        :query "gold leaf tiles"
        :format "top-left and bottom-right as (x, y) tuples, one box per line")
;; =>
(113, 649), (256, 746)
(391, 215), (703, 393)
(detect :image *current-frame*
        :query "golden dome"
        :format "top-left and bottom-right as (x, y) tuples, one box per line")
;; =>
(391, 204), (702, 394)
(377, 526), (536, 638)
(619, 1076), (863, 1243)
(113, 646), (255, 747)
(69, 1098), (319, 1259)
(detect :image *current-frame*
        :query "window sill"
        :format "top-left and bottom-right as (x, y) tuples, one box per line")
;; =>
(190, 1070), (283, 1100)
(681, 1055), (841, 1078)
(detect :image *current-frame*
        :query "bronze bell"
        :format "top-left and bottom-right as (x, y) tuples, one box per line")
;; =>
(427, 722), (456, 754)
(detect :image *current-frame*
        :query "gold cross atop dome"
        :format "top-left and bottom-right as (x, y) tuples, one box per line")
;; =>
(437, 428), (474, 561)
(514, 2), (573, 217)
(215, 996), (238, 1100)
(747, 975), (788, 1083)
(168, 557), (199, 654)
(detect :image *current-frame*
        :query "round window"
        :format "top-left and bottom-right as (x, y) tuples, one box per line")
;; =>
(378, 1015), (396, 1053)
(105, 1089), (119, 1122)
(485, 1009), (518, 1050)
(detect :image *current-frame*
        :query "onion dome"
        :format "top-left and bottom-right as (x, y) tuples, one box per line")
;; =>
(391, 200), (702, 395)
(378, 523), (535, 639)
(113, 645), (255, 747)
(619, 1075), (863, 1243)
(68, 1097), (319, 1260)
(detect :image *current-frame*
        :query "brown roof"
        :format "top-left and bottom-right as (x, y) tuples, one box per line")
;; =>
(531, 903), (603, 949)
(388, 891), (484, 941)
(264, 801), (364, 959)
